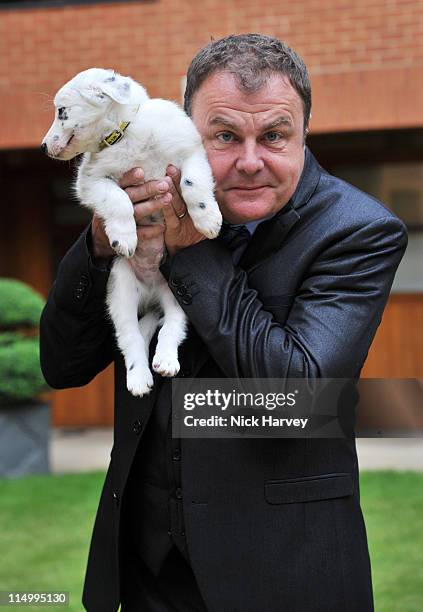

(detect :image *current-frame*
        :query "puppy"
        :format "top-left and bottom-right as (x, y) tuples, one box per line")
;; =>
(42, 68), (222, 396)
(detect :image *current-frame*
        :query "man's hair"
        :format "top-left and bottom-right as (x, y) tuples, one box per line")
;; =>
(184, 33), (311, 135)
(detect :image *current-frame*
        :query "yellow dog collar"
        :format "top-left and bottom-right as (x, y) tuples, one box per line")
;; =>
(99, 121), (131, 150)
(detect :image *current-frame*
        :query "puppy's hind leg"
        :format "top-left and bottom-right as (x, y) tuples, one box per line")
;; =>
(138, 310), (160, 358)
(107, 259), (154, 396)
(152, 284), (187, 377)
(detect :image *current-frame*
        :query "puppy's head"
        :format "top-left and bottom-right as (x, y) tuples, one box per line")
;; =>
(41, 68), (137, 160)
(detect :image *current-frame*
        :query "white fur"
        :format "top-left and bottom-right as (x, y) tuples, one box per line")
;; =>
(42, 68), (222, 396)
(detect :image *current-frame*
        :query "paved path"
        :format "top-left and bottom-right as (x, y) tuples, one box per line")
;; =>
(50, 428), (423, 473)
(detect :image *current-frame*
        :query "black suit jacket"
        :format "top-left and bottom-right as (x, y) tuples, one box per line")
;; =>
(40, 148), (407, 611)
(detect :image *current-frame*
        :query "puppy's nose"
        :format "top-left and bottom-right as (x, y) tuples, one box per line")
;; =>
(41, 142), (48, 154)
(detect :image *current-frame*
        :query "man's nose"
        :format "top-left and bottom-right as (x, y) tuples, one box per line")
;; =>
(41, 142), (48, 155)
(235, 141), (264, 174)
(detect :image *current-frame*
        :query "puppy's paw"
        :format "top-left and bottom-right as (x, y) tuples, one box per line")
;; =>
(190, 205), (222, 239)
(127, 365), (154, 397)
(152, 352), (180, 377)
(106, 221), (138, 258)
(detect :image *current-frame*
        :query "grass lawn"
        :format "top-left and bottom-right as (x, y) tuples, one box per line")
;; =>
(0, 472), (105, 612)
(360, 472), (423, 611)
(0, 470), (422, 611)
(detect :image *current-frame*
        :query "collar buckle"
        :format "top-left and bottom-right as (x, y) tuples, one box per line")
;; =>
(100, 120), (130, 150)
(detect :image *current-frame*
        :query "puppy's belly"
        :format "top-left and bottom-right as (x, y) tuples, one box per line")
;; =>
(128, 258), (165, 288)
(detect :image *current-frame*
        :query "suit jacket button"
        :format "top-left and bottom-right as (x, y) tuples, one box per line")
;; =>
(172, 449), (181, 461)
(181, 294), (192, 305)
(113, 491), (119, 507)
(175, 487), (182, 499)
(132, 419), (143, 435)
(176, 286), (187, 296)
(170, 277), (182, 287)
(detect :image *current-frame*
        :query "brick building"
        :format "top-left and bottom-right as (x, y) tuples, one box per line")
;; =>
(0, 0), (422, 426)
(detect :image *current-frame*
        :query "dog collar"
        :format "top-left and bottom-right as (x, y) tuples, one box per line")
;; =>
(99, 120), (131, 150)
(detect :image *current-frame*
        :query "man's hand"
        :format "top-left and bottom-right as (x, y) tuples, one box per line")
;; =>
(123, 164), (206, 257)
(90, 165), (205, 264)
(119, 167), (168, 270)
(91, 167), (168, 262)
(91, 214), (116, 260)
(162, 165), (205, 256)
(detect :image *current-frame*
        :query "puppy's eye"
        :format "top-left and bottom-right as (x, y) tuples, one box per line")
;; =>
(57, 107), (67, 120)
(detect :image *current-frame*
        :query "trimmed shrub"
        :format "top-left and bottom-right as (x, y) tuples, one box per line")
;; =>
(0, 279), (49, 404)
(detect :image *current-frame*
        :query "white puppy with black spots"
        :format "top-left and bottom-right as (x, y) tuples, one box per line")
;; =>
(42, 68), (222, 396)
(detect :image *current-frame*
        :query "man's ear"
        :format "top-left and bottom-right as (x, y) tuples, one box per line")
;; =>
(100, 73), (132, 104)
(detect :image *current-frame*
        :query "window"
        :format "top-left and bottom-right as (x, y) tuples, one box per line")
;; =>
(309, 128), (423, 293)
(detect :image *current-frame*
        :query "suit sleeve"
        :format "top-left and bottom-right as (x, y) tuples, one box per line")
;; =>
(39, 228), (115, 389)
(161, 216), (407, 378)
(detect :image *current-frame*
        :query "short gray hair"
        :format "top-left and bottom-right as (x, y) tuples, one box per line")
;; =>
(184, 33), (311, 135)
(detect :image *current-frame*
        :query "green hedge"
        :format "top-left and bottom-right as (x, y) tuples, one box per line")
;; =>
(0, 279), (45, 328)
(0, 278), (49, 404)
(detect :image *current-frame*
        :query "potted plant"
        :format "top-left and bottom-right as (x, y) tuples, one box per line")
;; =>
(0, 278), (50, 478)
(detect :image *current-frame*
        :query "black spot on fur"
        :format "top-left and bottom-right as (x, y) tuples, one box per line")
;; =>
(129, 364), (134, 371)
(58, 107), (68, 120)
(104, 76), (116, 82)
(184, 179), (193, 186)
(112, 240), (119, 247)
(199, 202), (206, 209)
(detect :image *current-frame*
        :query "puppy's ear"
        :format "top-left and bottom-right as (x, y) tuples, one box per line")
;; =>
(79, 87), (109, 106)
(100, 74), (132, 104)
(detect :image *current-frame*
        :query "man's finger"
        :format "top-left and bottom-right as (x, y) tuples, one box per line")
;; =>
(164, 174), (187, 219)
(125, 179), (170, 204)
(119, 167), (144, 189)
(166, 165), (182, 198)
(162, 198), (181, 231)
(133, 193), (172, 222)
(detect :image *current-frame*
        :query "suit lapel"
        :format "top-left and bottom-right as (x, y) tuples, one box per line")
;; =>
(188, 207), (301, 376)
(239, 208), (300, 270)
(186, 148), (322, 377)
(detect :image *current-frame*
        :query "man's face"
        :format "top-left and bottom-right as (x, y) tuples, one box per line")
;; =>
(191, 71), (306, 224)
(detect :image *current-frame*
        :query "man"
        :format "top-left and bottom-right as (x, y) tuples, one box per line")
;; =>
(40, 34), (407, 611)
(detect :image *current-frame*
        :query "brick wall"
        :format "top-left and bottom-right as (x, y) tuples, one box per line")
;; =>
(0, 0), (422, 147)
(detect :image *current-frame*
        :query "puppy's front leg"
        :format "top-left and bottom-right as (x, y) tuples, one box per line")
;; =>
(77, 173), (137, 258)
(180, 149), (222, 239)
(107, 259), (154, 396)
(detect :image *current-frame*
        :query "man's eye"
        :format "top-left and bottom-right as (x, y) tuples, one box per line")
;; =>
(216, 132), (235, 143)
(263, 131), (282, 143)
